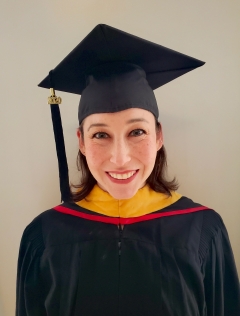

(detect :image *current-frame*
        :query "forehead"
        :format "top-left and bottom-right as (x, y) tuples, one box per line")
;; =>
(83, 108), (156, 126)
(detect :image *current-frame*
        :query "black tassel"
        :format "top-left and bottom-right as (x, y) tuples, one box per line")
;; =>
(49, 71), (71, 202)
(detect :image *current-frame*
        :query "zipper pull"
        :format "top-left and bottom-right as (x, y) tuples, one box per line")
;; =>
(118, 225), (123, 256)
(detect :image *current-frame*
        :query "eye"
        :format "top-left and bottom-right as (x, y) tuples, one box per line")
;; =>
(129, 129), (146, 137)
(92, 132), (109, 139)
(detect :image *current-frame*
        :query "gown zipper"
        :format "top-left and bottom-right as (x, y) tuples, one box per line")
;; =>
(118, 224), (123, 315)
(118, 225), (123, 256)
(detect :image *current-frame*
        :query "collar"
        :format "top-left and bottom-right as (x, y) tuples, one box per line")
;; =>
(75, 185), (182, 218)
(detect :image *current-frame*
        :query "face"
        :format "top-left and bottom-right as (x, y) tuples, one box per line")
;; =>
(77, 108), (163, 200)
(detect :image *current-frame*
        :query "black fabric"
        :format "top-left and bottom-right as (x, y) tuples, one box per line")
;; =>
(16, 197), (240, 315)
(78, 63), (159, 123)
(38, 24), (205, 95)
(50, 104), (70, 202)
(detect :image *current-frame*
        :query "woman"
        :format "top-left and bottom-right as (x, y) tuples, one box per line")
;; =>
(16, 24), (240, 315)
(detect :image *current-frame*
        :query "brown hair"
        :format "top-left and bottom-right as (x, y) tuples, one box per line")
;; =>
(71, 121), (178, 202)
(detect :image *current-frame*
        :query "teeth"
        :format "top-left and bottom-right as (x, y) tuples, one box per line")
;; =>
(108, 171), (136, 180)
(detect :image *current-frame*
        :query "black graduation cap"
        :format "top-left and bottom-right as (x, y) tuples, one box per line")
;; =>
(38, 24), (205, 202)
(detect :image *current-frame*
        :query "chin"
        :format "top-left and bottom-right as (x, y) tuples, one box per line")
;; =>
(107, 186), (139, 200)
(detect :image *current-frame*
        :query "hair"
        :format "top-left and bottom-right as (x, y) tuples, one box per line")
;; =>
(71, 120), (178, 202)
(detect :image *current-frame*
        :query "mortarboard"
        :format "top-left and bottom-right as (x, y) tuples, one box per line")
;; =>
(38, 24), (205, 202)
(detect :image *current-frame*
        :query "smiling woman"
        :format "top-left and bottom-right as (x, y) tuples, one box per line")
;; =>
(16, 24), (240, 316)
(75, 108), (163, 200)
(72, 110), (179, 202)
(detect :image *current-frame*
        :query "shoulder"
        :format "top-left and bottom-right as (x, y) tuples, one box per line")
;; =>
(165, 194), (222, 228)
(198, 207), (229, 262)
(177, 196), (228, 260)
(157, 195), (222, 248)
(174, 195), (222, 222)
(20, 208), (60, 252)
(179, 195), (225, 233)
(21, 203), (91, 249)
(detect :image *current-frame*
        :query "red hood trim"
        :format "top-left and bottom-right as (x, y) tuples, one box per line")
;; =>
(53, 205), (209, 225)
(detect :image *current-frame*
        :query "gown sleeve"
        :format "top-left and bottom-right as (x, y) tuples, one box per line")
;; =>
(200, 211), (240, 316)
(16, 217), (47, 316)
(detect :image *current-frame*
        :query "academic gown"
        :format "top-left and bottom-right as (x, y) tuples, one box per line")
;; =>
(16, 185), (240, 316)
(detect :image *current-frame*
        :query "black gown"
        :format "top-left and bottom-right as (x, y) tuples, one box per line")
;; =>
(16, 194), (240, 316)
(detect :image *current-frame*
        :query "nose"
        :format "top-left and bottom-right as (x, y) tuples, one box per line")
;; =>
(109, 138), (131, 166)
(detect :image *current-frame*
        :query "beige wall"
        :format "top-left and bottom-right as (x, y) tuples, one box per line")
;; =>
(0, 0), (239, 315)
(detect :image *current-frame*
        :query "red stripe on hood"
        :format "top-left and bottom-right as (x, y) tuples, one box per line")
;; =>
(53, 205), (209, 225)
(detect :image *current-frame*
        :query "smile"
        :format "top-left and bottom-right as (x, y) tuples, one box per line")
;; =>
(107, 170), (137, 180)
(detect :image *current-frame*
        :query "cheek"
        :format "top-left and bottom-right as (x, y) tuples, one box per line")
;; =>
(85, 144), (106, 167)
(133, 140), (158, 164)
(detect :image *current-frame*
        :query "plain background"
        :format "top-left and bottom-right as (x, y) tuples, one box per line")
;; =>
(0, 1), (239, 315)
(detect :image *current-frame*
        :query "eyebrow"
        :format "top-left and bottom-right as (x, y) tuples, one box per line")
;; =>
(87, 118), (149, 131)
(126, 118), (149, 124)
(87, 123), (108, 131)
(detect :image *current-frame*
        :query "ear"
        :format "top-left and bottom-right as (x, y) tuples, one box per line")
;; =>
(77, 129), (85, 155)
(156, 123), (163, 151)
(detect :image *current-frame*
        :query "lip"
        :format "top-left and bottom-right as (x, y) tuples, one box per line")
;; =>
(106, 169), (139, 184)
